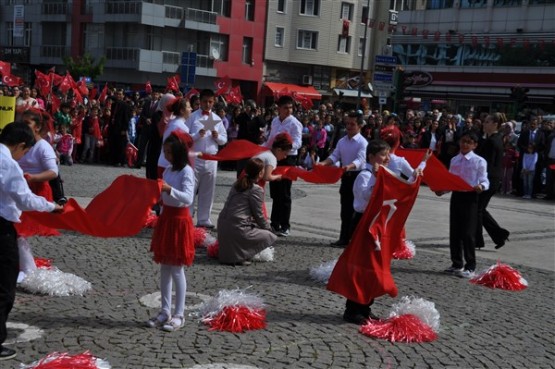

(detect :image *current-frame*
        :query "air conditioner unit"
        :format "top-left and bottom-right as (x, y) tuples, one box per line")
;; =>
(302, 75), (313, 85)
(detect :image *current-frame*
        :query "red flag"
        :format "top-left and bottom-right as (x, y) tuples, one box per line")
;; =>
(73, 88), (83, 104)
(145, 80), (152, 94)
(77, 77), (89, 96)
(2, 74), (23, 87)
(396, 148), (473, 192)
(166, 74), (180, 93)
(327, 167), (421, 304)
(214, 75), (232, 96)
(50, 94), (61, 114)
(58, 73), (73, 94)
(274, 87), (290, 100)
(292, 91), (313, 110)
(98, 83), (109, 104)
(49, 72), (63, 87)
(184, 88), (200, 100)
(200, 140), (269, 161)
(34, 70), (51, 97)
(226, 85), (243, 104)
(89, 87), (98, 99)
(0, 61), (11, 76)
(277, 165), (344, 184)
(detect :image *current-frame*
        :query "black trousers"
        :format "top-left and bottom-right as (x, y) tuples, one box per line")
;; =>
(476, 181), (507, 248)
(449, 191), (478, 271)
(348, 211), (364, 241)
(269, 155), (296, 231)
(338, 172), (360, 243)
(145, 124), (162, 180)
(0, 217), (19, 346)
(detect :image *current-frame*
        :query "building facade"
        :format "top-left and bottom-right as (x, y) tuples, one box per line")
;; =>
(390, 0), (555, 115)
(0, 0), (266, 99)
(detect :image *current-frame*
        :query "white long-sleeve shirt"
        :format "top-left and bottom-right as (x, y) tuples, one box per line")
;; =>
(265, 114), (303, 156)
(187, 110), (227, 155)
(0, 144), (55, 222)
(17, 139), (58, 175)
(522, 152), (538, 171)
(388, 153), (426, 179)
(161, 165), (195, 208)
(327, 133), (368, 171)
(158, 117), (190, 168)
(449, 151), (489, 191)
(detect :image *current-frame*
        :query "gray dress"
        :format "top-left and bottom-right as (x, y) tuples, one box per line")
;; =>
(217, 184), (277, 264)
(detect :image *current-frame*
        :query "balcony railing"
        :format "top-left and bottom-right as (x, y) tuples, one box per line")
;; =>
(40, 45), (68, 58)
(165, 5), (184, 19)
(185, 8), (217, 25)
(42, 2), (68, 15)
(162, 51), (180, 64)
(196, 54), (214, 69)
(106, 47), (139, 61)
(105, 1), (142, 14)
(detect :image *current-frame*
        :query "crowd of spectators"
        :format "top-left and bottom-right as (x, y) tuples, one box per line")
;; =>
(1, 83), (554, 200)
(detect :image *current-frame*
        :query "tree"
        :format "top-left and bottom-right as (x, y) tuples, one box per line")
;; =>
(63, 53), (106, 81)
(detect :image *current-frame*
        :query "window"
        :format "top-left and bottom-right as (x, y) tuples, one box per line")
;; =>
(361, 6), (369, 24)
(297, 30), (318, 50)
(213, 0), (231, 17)
(358, 37), (365, 56)
(340, 2), (353, 20)
(300, 0), (319, 16)
(277, 0), (286, 12)
(24, 22), (32, 47)
(337, 35), (351, 53)
(245, 0), (254, 21)
(6, 22), (13, 47)
(242, 37), (253, 64)
(275, 27), (284, 47)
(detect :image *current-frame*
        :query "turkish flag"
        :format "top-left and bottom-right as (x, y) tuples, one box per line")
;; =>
(0, 61), (12, 77)
(34, 70), (51, 97)
(184, 87), (200, 100)
(292, 91), (313, 110)
(327, 167), (422, 304)
(77, 77), (89, 96)
(58, 73), (73, 94)
(274, 87), (290, 100)
(166, 74), (180, 93)
(98, 83), (109, 104)
(145, 80), (152, 94)
(2, 74), (23, 87)
(214, 75), (231, 96)
(226, 85), (243, 104)
(50, 94), (61, 114)
(49, 72), (63, 87)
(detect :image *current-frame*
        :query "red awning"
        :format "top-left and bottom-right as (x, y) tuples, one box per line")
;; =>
(264, 82), (322, 100)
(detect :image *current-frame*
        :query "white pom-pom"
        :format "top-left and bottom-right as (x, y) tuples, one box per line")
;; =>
(404, 239), (416, 256)
(19, 268), (92, 296)
(252, 247), (274, 262)
(389, 296), (440, 332)
(198, 288), (265, 320)
(202, 233), (217, 248)
(309, 259), (337, 284)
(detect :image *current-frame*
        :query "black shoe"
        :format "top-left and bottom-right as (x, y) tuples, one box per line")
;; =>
(367, 309), (380, 320)
(57, 197), (68, 206)
(330, 239), (348, 248)
(0, 346), (16, 361)
(495, 229), (510, 249)
(342, 312), (368, 325)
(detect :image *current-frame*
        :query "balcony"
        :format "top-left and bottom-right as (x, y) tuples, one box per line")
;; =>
(184, 8), (219, 33)
(42, 2), (68, 15)
(105, 1), (142, 15)
(36, 45), (70, 65)
(37, 2), (69, 22)
(95, 1), (165, 25)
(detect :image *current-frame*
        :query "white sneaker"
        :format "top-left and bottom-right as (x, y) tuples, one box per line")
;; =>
(455, 269), (475, 279)
(145, 312), (169, 328)
(162, 316), (184, 332)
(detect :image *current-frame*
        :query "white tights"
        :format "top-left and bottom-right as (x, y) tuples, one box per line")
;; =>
(160, 264), (186, 318)
(18, 237), (37, 273)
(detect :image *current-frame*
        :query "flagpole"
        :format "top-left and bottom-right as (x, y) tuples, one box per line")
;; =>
(357, 0), (371, 111)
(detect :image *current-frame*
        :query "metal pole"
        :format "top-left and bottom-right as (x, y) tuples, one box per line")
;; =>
(357, 0), (371, 111)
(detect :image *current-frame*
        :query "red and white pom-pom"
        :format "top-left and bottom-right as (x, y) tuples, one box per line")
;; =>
(393, 239), (416, 260)
(34, 257), (53, 270)
(199, 288), (266, 333)
(470, 261), (528, 291)
(19, 268), (92, 296)
(21, 351), (111, 369)
(390, 296), (440, 332)
(202, 233), (217, 248)
(309, 259), (337, 284)
(143, 213), (158, 228)
(252, 246), (274, 262)
(206, 240), (219, 259)
(193, 227), (207, 248)
(360, 314), (437, 343)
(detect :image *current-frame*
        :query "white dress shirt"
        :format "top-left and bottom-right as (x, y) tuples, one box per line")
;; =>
(353, 163), (376, 213)
(0, 144), (55, 222)
(158, 117), (189, 168)
(449, 151), (489, 191)
(388, 153), (426, 178)
(265, 115), (303, 156)
(17, 139), (58, 175)
(328, 133), (368, 171)
(188, 110), (227, 155)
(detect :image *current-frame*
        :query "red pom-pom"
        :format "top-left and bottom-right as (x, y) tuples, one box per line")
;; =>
(144, 213), (158, 228)
(193, 227), (207, 248)
(207, 306), (266, 332)
(34, 257), (53, 270)
(392, 240), (415, 260)
(360, 314), (438, 343)
(470, 262), (528, 291)
(23, 351), (104, 369)
(206, 241), (219, 258)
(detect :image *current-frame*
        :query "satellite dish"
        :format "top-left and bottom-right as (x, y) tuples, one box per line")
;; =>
(210, 48), (220, 60)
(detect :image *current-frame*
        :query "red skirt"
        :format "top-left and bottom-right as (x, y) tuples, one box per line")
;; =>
(150, 205), (195, 266)
(15, 181), (60, 237)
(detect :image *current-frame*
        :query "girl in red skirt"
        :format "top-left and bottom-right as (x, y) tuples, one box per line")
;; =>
(147, 130), (195, 332)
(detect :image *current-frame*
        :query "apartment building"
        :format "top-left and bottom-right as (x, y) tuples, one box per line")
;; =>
(262, 0), (395, 106)
(0, 0), (266, 99)
(390, 0), (555, 114)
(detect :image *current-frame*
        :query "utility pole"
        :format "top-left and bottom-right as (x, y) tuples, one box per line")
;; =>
(357, 0), (371, 111)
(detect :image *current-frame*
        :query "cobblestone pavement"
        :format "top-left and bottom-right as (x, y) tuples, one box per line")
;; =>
(5, 164), (555, 369)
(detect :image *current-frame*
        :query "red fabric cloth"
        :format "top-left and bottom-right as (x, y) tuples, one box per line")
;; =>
(26, 175), (162, 237)
(327, 167), (421, 304)
(200, 139), (269, 161)
(396, 148), (473, 192)
(15, 181), (60, 237)
(275, 165), (345, 184)
(150, 205), (195, 266)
